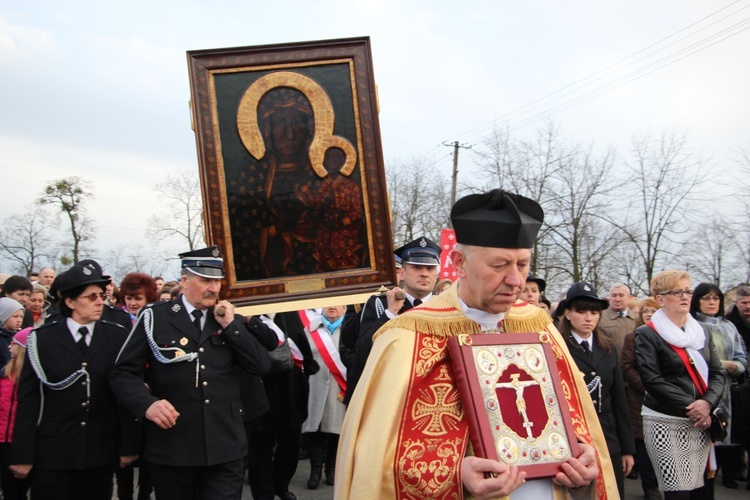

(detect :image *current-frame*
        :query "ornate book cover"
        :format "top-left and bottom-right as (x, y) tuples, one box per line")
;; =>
(447, 332), (580, 479)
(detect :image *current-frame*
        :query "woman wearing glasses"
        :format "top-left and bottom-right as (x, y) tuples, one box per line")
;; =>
(635, 270), (725, 500)
(690, 283), (747, 490)
(9, 265), (139, 500)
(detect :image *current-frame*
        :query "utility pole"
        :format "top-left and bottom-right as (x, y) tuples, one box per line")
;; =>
(442, 141), (472, 206)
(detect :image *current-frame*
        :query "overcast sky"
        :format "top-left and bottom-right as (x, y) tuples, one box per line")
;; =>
(1, 0), (748, 276)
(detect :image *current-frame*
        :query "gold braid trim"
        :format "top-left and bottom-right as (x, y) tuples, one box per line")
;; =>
(373, 295), (481, 343)
(503, 303), (555, 333)
(384, 314), (480, 340)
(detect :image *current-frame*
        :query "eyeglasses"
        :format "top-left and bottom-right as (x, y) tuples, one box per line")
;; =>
(80, 292), (106, 302)
(660, 289), (694, 298)
(699, 295), (720, 302)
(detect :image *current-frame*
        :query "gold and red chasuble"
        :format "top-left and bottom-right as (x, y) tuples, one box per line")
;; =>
(385, 295), (617, 500)
(395, 330), (469, 499)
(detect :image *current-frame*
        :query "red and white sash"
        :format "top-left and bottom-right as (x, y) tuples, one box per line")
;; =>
(298, 310), (347, 397)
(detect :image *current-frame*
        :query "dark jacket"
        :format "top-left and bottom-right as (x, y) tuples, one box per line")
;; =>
(238, 316), (279, 422)
(249, 312), (318, 432)
(0, 328), (12, 368)
(726, 307), (750, 359)
(12, 319), (139, 469)
(109, 297), (271, 467)
(620, 331), (646, 439)
(567, 335), (635, 456)
(345, 295), (416, 404)
(635, 324), (725, 417)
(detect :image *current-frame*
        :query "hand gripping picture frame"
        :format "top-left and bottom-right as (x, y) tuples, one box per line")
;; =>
(447, 332), (581, 479)
(187, 37), (395, 308)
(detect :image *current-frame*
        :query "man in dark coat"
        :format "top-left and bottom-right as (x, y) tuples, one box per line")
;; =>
(10, 264), (139, 500)
(345, 237), (440, 403)
(247, 311), (319, 500)
(109, 246), (271, 500)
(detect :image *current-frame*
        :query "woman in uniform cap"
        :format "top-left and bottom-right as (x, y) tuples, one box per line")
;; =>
(9, 264), (138, 500)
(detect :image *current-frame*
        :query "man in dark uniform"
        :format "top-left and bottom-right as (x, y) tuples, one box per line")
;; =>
(109, 246), (271, 500)
(10, 264), (139, 500)
(344, 236), (440, 402)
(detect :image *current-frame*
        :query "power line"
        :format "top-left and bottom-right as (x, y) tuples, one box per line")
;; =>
(444, 1), (749, 150)
(496, 18), (750, 138)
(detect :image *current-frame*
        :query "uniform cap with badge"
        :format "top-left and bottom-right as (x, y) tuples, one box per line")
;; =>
(56, 264), (111, 293)
(180, 246), (224, 278)
(394, 237), (441, 267)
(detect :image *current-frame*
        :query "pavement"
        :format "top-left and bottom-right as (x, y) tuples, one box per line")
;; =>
(129, 455), (749, 499)
(241, 459), (750, 499)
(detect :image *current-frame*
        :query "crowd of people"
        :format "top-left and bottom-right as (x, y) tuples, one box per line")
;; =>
(0, 188), (747, 500)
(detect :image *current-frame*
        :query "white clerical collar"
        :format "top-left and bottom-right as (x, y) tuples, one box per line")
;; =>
(458, 297), (506, 331)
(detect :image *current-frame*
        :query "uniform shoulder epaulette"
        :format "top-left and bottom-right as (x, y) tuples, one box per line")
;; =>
(33, 321), (58, 332)
(101, 319), (130, 332)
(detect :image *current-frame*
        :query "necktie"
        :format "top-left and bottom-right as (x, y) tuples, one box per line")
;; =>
(78, 326), (89, 354)
(413, 299), (422, 307)
(191, 309), (203, 334)
(580, 340), (592, 358)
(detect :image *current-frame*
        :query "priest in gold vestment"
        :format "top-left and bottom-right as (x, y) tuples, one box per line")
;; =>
(336, 190), (617, 499)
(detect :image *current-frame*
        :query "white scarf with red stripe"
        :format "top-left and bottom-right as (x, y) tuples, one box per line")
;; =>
(298, 310), (347, 397)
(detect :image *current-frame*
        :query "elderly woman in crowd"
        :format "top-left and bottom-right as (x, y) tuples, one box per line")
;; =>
(635, 270), (725, 500)
(622, 297), (662, 500)
(119, 273), (158, 323)
(26, 284), (49, 327)
(301, 305), (348, 490)
(690, 283), (747, 490)
(116, 272), (158, 500)
(557, 282), (635, 499)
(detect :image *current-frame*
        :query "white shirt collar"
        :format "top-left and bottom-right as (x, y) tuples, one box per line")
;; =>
(406, 292), (432, 306)
(66, 317), (95, 344)
(571, 331), (594, 351)
(458, 297), (506, 331)
(181, 295), (206, 328)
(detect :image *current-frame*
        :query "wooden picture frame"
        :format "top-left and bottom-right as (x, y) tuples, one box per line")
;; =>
(187, 37), (395, 307)
(447, 333), (581, 479)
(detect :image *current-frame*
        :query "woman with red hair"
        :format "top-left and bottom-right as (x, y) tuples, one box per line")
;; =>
(117, 273), (157, 500)
(119, 273), (158, 323)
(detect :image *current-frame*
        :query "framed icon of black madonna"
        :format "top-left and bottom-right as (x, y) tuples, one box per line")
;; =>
(187, 37), (395, 306)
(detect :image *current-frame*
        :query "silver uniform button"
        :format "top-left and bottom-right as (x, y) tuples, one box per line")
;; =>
(204, 399), (210, 405)
(199, 347), (205, 353)
(202, 381), (208, 387)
